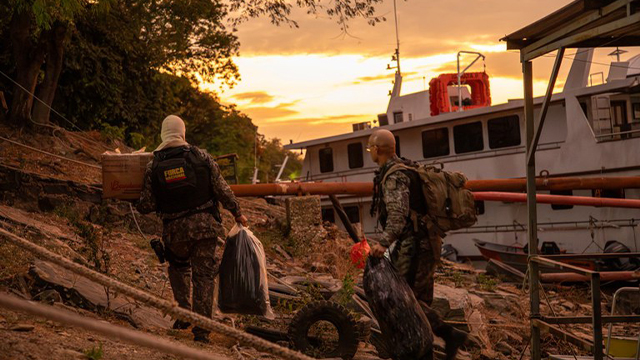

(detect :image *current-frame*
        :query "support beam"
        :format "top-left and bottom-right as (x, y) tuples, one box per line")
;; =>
(524, 60), (541, 360)
(592, 273), (604, 360)
(527, 48), (564, 166)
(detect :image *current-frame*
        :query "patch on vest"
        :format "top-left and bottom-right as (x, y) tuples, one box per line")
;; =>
(164, 167), (187, 183)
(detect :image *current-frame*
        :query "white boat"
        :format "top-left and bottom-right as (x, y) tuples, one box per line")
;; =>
(284, 48), (640, 258)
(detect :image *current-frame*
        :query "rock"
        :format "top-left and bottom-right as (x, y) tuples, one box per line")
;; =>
(28, 259), (172, 329)
(32, 289), (62, 304)
(55, 349), (85, 359)
(272, 244), (292, 260)
(10, 323), (35, 332)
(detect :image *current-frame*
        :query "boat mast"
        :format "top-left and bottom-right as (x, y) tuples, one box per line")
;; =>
(393, 0), (401, 76)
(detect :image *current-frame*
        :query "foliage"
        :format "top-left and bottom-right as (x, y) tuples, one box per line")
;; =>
(334, 273), (356, 307)
(477, 273), (499, 292)
(83, 342), (104, 360)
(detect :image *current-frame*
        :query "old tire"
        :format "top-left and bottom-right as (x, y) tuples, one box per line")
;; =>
(288, 300), (360, 359)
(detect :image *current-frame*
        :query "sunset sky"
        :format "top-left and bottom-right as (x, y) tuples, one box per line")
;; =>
(202, 0), (640, 143)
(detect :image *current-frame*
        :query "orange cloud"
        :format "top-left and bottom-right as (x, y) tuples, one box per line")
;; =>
(242, 102), (300, 119)
(232, 91), (275, 104)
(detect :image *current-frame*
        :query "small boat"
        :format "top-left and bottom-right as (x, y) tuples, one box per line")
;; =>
(473, 239), (596, 273)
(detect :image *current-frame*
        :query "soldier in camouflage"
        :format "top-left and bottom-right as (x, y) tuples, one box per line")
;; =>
(368, 129), (467, 360)
(138, 115), (247, 343)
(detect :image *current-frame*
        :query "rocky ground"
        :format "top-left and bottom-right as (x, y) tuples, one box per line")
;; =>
(0, 127), (637, 360)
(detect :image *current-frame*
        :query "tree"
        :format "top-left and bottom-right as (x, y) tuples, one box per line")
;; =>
(2, 0), (110, 126)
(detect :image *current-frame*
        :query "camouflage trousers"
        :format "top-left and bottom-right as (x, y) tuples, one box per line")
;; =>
(391, 234), (447, 336)
(165, 237), (220, 337)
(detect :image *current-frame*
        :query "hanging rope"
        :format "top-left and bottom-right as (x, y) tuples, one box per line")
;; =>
(0, 227), (314, 360)
(0, 135), (102, 170)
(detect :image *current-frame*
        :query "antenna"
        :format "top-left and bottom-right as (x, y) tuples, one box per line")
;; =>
(392, 0), (401, 75)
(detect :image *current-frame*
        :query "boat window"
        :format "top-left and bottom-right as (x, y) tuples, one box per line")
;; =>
(422, 128), (450, 158)
(395, 136), (401, 157)
(321, 208), (335, 223)
(319, 147), (333, 173)
(488, 115), (521, 149)
(347, 142), (364, 169)
(551, 190), (573, 210)
(394, 112), (403, 123)
(344, 205), (360, 224)
(592, 189), (625, 199)
(475, 201), (485, 215)
(453, 121), (483, 154)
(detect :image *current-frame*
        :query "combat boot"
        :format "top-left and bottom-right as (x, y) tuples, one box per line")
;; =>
(443, 327), (467, 360)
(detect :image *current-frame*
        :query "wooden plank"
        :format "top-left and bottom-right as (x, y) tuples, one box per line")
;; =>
(533, 319), (594, 352)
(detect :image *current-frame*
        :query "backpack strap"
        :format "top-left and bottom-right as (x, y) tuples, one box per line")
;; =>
(380, 163), (416, 186)
(380, 163), (423, 234)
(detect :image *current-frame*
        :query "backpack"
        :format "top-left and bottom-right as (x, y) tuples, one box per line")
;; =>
(382, 163), (477, 238)
(151, 146), (214, 214)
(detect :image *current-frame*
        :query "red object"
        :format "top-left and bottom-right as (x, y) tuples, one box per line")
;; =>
(473, 191), (640, 209)
(350, 238), (370, 269)
(429, 72), (491, 116)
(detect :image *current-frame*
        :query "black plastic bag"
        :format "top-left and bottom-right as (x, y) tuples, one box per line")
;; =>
(364, 255), (433, 360)
(218, 225), (274, 318)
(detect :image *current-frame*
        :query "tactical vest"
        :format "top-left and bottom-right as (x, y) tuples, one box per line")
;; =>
(151, 146), (214, 214)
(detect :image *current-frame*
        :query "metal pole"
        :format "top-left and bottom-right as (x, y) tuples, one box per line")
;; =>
(591, 273), (603, 360)
(456, 51), (485, 112)
(457, 52), (462, 112)
(524, 59), (541, 360)
(527, 48), (565, 166)
(275, 155), (289, 183)
(392, 0), (401, 75)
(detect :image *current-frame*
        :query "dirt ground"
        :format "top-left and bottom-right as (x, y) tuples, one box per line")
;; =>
(1, 126), (637, 360)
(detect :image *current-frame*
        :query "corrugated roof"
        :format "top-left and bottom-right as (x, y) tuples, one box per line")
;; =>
(501, 0), (640, 60)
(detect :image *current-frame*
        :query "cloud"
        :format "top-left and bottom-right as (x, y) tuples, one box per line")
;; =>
(266, 113), (368, 125)
(241, 102), (300, 119)
(232, 91), (275, 104)
(353, 71), (418, 84)
(233, 0), (574, 58)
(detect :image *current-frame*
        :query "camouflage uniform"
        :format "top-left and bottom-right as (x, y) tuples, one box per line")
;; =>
(138, 145), (242, 337)
(373, 155), (447, 340)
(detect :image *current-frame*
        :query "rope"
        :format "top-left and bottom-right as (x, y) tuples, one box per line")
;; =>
(0, 227), (313, 360)
(129, 203), (148, 241)
(0, 293), (230, 360)
(0, 135), (102, 170)
(0, 69), (109, 150)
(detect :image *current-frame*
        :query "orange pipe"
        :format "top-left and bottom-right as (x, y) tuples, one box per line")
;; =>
(468, 176), (640, 192)
(229, 176), (640, 197)
(473, 192), (640, 209)
(541, 271), (640, 283)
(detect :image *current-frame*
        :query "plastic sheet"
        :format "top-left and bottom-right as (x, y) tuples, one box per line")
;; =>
(364, 256), (433, 360)
(218, 225), (274, 319)
(350, 238), (370, 269)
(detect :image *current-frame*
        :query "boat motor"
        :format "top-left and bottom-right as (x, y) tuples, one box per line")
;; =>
(603, 240), (640, 271)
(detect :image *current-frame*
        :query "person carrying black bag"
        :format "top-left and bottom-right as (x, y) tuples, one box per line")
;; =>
(137, 115), (247, 343)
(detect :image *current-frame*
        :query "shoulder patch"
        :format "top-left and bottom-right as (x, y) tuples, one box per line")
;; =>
(386, 177), (397, 190)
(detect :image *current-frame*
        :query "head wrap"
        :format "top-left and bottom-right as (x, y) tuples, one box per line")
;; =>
(154, 115), (188, 152)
